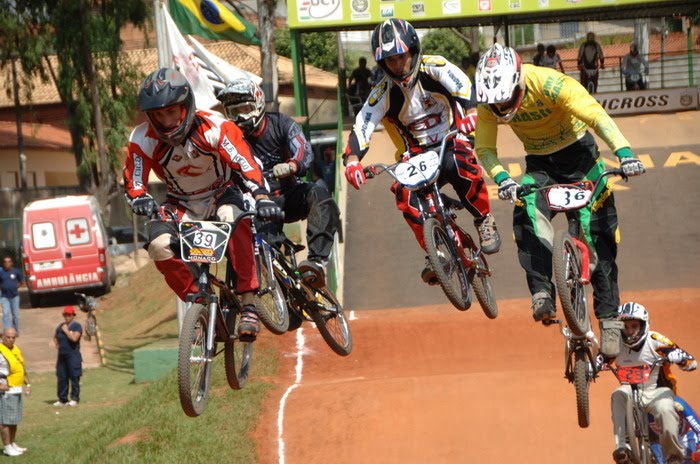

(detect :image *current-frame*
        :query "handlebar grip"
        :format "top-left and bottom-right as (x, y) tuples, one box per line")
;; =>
(516, 184), (534, 198)
(363, 166), (376, 179)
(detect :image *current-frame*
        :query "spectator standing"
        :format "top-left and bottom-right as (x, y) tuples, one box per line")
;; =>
(348, 57), (373, 101)
(540, 44), (566, 73)
(532, 43), (545, 66)
(621, 43), (649, 90)
(578, 32), (605, 93)
(0, 328), (29, 457)
(0, 257), (23, 335)
(53, 306), (82, 407)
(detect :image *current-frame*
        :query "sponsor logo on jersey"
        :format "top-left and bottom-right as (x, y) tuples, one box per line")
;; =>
(510, 108), (553, 122)
(422, 56), (447, 67)
(446, 69), (463, 88)
(408, 113), (442, 132)
(420, 95), (438, 110)
(221, 135), (254, 172)
(651, 332), (673, 345)
(543, 76), (564, 101)
(368, 81), (389, 107)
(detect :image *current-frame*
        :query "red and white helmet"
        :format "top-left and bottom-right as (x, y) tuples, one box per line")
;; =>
(618, 302), (649, 348)
(475, 43), (525, 122)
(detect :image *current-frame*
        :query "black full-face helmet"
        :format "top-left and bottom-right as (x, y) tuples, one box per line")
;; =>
(138, 68), (196, 146)
(371, 18), (421, 89)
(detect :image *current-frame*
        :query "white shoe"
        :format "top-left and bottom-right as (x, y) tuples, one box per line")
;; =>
(3, 445), (22, 456)
(68, 400), (78, 407)
(11, 443), (26, 453)
(53, 401), (66, 407)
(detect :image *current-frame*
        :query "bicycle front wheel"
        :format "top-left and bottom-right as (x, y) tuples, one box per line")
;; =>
(224, 310), (253, 390)
(310, 288), (352, 356)
(255, 244), (289, 334)
(468, 248), (498, 319)
(178, 303), (213, 417)
(574, 350), (591, 428)
(423, 217), (471, 311)
(553, 230), (590, 336)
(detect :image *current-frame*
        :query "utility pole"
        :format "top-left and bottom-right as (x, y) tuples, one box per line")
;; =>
(10, 57), (27, 191)
(257, 0), (279, 111)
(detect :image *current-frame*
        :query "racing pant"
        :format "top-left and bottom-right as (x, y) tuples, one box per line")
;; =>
(612, 385), (684, 461)
(259, 182), (340, 261)
(146, 187), (258, 301)
(56, 352), (82, 403)
(513, 132), (619, 319)
(393, 144), (490, 250)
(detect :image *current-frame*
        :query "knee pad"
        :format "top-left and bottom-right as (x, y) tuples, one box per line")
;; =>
(148, 233), (175, 261)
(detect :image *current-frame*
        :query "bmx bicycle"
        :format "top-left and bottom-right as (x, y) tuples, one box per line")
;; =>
(74, 292), (98, 342)
(363, 130), (497, 317)
(256, 232), (352, 356)
(150, 207), (259, 417)
(517, 168), (628, 427)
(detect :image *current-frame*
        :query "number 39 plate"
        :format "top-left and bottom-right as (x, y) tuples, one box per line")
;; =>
(543, 180), (594, 212)
(179, 221), (232, 263)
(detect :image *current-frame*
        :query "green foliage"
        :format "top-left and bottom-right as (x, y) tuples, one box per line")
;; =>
(421, 29), (469, 65)
(275, 28), (339, 73)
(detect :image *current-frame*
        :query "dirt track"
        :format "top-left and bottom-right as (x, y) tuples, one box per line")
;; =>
(254, 111), (700, 464)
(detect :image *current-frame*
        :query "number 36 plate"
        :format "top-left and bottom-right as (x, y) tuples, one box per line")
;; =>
(543, 180), (594, 212)
(179, 221), (232, 263)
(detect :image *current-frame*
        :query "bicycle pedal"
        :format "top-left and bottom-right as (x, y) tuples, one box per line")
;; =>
(238, 333), (257, 343)
(542, 318), (560, 327)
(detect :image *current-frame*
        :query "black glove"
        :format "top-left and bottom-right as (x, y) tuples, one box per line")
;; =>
(131, 194), (157, 216)
(256, 198), (284, 221)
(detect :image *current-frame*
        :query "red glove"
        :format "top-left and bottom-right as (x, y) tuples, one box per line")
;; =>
(453, 133), (473, 156)
(456, 112), (477, 135)
(345, 161), (366, 190)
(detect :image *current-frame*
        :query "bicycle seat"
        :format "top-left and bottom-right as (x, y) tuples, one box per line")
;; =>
(283, 239), (306, 254)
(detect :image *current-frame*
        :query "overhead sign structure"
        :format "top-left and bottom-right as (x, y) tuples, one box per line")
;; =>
(287, 0), (666, 29)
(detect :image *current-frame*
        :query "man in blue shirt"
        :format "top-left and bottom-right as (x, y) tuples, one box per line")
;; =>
(53, 306), (82, 407)
(0, 257), (23, 334)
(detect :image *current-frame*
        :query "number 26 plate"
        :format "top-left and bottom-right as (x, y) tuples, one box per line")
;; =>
(179, 221), (232, 263)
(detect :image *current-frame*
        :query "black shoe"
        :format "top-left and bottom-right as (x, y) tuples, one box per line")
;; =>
(238, 305), (260, 342)
(298, 259), (327, 289)
(421, 257), (438, 285)
(612, 447), (631, 464)
(531, 291), (556, 322)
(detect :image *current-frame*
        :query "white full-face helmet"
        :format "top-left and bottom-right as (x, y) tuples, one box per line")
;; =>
(618, 302), (649, 349)
(475, 43), (525, 123)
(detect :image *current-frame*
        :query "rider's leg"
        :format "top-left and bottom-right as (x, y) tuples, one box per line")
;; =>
(645, 387), (685, 461)
(148, 220), (198, 302)
(611, 385), (634, 462)
(440, 145), (500, 254)
(392, 181), (426, 249)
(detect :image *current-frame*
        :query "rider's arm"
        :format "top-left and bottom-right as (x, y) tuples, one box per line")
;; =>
(555, 74), (632, 158)
(597, 43), (605, 68)
(474, 106), (509, 184)
(218, 119), (270, 197)
(342, 80), (389, 165)
(653, 332), (698, 371)
(123, 125), (154, 202)
(282, 117), (313, 177)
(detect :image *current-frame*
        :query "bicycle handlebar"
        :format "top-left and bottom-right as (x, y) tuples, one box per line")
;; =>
(516, 168), (627, 199)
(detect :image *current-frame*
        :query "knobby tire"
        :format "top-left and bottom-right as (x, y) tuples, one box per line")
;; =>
(224, 309), (253, 390)
(423, 217), (471, 311)
(574, 350), (590, 428)
(177, 304), (212, 417)
(553, 230), (590, 336)
(255, 244), (289, 334)
(310, 287), (353, 356)
(468, 248), (498, 319)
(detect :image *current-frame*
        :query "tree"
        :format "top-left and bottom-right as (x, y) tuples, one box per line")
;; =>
(275, 28), (339, 73)
(1, 0), (149, 222)
(421, 29), (471, 65)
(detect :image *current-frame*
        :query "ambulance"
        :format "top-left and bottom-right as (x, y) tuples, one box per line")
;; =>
(21, 195), (117, 307)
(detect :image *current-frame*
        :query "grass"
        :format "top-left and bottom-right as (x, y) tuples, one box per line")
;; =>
(16, 262), (280, 463)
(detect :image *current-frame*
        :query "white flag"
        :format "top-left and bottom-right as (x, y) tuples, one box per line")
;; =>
(162, 6), (219, 109)
(188, 35), (262, 86)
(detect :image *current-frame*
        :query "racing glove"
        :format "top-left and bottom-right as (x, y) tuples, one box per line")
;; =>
(620, 158), (645, 177)
(256, 198), (284, 222)
(345, 160), (366, 190)
(497, 177), (520, 202)
(131, 194), (157, 217)
(456, 112), (477, 135)
(453, 133), (473, 157)
(272, 162), (296, 179)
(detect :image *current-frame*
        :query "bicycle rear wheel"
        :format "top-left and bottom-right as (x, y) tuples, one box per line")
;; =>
(553, 230), (590, 336)
(255, 244), (289, 334)
(224, 310), (253, 389)
(574, 350), (591, 428)
(310, 288), (352, 356)
(178, 304), (213, 417)
(424, 217), (471, 311)
(468, 247), (497, 319)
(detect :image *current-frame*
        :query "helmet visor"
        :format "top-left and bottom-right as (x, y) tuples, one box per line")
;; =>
(224, 102), (257, 122)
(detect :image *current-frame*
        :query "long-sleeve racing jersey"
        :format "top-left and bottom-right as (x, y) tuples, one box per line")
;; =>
(344, 55), (475, 162)
(246, 112), (313, 193)
(123, 110), (268, 204)
(475, 64), (631, 182)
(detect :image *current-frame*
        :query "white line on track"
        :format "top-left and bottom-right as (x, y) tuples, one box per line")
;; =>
(349, 310), (357, 320)
(277, 327), (306, 464)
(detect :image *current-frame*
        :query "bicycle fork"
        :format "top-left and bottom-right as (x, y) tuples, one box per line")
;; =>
(567, 218), (592, 285)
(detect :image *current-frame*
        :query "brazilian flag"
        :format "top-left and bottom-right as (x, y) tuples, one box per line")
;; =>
(168, 0), (260, 45)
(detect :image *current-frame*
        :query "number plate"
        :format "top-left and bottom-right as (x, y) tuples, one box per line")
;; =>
(394, 151), (441, 191)
(615, 364), (652, 385)
(543, 180), (594, 211)
(179, 221), (232, 263)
